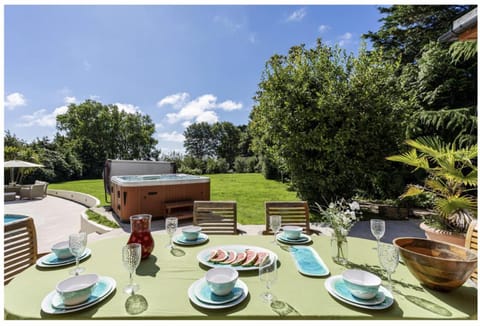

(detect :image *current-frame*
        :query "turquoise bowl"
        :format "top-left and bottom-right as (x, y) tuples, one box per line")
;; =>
(342, 269), (381, 299)
(56, 274), (99, 305)
(283, 226), (302, 239)
(206, 267), (238, 296)
(51, 241), (73, 259)
(182, 226), (202, 241)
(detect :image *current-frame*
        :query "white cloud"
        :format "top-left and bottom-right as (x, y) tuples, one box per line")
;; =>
(339, 32), (353, 46)
(5, 92), (27, 109)
(157, 92), (189, 108)
(287, 8), (307, 22)
(318, 25), (330, 33)
(18, 105), (68, 127)
(89, 95), (100, 101)
(218, 100), (242, 111)
(64, 96), (76, 104)
(114, 103), (141, 114)
(161, 93), (242, 126)
(157, 131), (185, 143)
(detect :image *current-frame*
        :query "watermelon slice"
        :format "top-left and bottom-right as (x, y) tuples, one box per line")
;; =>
(254, 252), (270, 266)
(209, 249), (229, 263)
(220, 250), (238, 264)
(241, 249), (258, 266)
(231, 252), (247, 266)
(207, 249), (218, 261)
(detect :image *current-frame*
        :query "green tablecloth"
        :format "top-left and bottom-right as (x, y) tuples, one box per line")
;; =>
(4, 234), (477, 319)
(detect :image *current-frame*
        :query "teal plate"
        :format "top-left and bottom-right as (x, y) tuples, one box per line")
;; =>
(290, 246), (329, 277)
(41, 276), (116, 314)
(324, 275), (394, 310)
(51, 276), (111, 310)
(37, 248), (91, 267)
(277, 233), (312, 244)
(173, 233), (209, 246)
(194, 277), (243, 305)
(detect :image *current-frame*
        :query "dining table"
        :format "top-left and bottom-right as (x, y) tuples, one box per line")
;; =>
(4, 233), (477, 320)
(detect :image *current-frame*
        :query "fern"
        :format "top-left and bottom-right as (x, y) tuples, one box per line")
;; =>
(449, 40), (477, 64)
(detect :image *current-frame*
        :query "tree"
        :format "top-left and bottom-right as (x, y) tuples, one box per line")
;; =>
(212, 122), (241, 168)
(56, 100), (157, 178)
(364, 5), (473, 64)
(183, 122), (216, 159)
(250, 40), (407, 203)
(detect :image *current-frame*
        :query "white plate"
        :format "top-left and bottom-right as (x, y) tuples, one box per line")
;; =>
(277, 232), (312, 244)
(324, 275), (393, 310)
(173, 233), (209, 246)
(41, 276), (116, 314)
(36, 248), (92, 267)
(290, 246), (329, 277)
(196, 245), (278, 271)
(194, 277), (244, 305)
(188, 278), (248, 309)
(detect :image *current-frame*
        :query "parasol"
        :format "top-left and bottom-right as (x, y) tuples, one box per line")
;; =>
(4, 160), (44, 184)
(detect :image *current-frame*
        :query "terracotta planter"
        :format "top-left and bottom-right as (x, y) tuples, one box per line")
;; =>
(420, 222), (466, 246)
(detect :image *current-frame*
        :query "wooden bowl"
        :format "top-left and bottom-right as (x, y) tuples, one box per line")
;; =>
(393, 237), (477, 291)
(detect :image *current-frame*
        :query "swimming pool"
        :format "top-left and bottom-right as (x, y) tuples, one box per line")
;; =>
(4, 214), (29, 224)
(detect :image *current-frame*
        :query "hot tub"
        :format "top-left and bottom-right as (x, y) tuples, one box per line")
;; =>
(110, 174), (210, 222)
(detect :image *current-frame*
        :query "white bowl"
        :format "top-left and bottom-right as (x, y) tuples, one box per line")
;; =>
(342, 269), (381, 299)
(205, 267), (238, 296)
(283, 226), (303, 239)
(51, 241), (73, 259)
(56, 274), (99, 305)
(182, 226), (202, 241)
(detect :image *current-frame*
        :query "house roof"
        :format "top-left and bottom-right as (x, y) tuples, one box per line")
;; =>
(438, 7), (477, 43)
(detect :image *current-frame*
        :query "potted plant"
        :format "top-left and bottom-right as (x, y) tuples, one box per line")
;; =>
(386, 136), (477, 245)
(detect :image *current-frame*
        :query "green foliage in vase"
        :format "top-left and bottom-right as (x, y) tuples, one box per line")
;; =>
(387, 136), (477, 232)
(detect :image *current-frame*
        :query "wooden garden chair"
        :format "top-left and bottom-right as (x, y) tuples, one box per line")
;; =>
(4, 217), (43, 284)
(263, 201), (319, 235)
(465, 220), (478, 283)
(193, 201), (239, 235)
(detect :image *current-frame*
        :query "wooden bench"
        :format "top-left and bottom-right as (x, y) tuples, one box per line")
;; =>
(165, 201), (194, 220)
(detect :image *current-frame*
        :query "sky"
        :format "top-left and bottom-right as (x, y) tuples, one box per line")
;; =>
(3, 2), (386, 154)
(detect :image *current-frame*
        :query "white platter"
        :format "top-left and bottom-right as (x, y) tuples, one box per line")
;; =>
(196, 245), (278, 271)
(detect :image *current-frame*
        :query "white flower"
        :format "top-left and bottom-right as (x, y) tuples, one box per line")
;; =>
(349, 201), (360, 211)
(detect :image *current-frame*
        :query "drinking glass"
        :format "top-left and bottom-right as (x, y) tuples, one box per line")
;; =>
(165, 217), (178, 249)
(68, 232), (87, 275)
(378, 242), (399, 294)
(259, 256), (277, 303)
(270, 215), (282, 244)
(122, 243), (142, 294)
(370, 219), (386, 249)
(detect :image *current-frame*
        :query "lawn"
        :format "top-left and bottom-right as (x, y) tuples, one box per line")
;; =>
(49, 173), (300, 225)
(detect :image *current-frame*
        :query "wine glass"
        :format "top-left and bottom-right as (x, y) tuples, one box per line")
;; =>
(122, 243), (142, 294)
(370, 219), (386, 249)
(270, 215), (282, 244)
(378, 242), (399, 294)
(165, 217), (178, 249)
(68, 232), (87, 275)
(259, 256), (277, 303)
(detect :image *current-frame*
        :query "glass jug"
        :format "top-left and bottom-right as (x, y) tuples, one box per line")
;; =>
(127, 214), (154, 259)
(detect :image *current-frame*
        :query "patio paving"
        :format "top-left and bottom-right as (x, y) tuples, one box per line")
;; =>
(3, 195), (426, 254)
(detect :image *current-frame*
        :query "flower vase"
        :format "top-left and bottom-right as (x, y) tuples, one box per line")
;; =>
(127, 214), (154, 259)
(331, 235), (348, 265)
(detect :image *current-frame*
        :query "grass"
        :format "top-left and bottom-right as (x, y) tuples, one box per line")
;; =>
(86, 209), (119, 228)
(207, 173), (299, 224)
(49, 173), (299, 225)
(49, 179), (108, 206)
